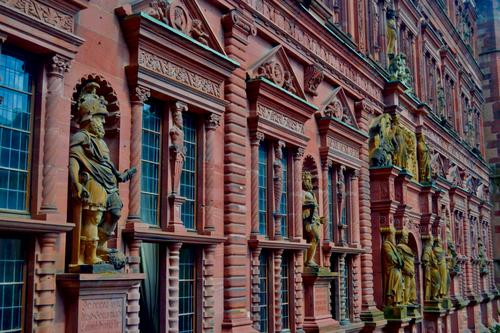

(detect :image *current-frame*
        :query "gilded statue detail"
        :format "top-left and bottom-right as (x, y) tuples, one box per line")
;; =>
(69, 82), (135, 267)
(382, 227), (404, 306)
(422, 236), (440, 301)
(397, 230), (417, 305)
(417, 133), (431, 183)
(302, 171), (325, 267)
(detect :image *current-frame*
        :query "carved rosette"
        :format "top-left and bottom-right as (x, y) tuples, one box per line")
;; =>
(304, 64), (324, 96)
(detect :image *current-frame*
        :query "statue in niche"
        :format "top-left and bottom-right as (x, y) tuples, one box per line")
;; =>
(386, 9), (397, 60)
(433, 237), (449, 298)
(169, 102), (187, 194)
(478, 238), (489, 276)
(403, 129), (417, 176)
(69, 82), (136, 266)
(422, 235), (440, 301)
(273, 142), (284, 235)
(444, 208), (459, 274)
(337, 166), (347, 244)
(397, 229), (417, 305)
(382, 227), (404, 306)
(391, 114), (407, 169)
(417, 133), (431, 182)
(388, 54), (413, 92)
(302, 171), (325, 267)
(464, 108), (476, 147)
(368, 113), (396, 167)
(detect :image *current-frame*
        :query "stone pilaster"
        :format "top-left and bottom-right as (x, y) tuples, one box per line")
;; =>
(221, 10), (257, 332)
(168, 243), (182, 333)
(339, 253), (348, 325)
(250, 132), (264, 236)
(128, 86), (150, 221)
(293, 148), (305, 239)
(273, 250), (283, 332)
(33, 233), (58, 333)
(294, 251), (305, 332)
(273, 141), (285, 240)
(250, 248), (262, 331)
(205, 114), (222, 233)
(41, 55), (70, 213)
(203, 245), (216, 332)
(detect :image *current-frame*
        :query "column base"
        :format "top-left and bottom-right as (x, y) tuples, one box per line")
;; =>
(57, 273), (143, 333)
(360, 306), (387, 333)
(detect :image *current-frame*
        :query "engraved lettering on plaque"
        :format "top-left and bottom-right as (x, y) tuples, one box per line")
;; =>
(79, 298), (124, 333)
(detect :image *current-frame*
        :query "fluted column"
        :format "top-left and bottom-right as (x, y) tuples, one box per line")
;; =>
(250, 132), (264, 236)
(168, 243), (182, 333)
(128, 86), (150, 221)
(293, 148), (305, 239)
(41, 55), (70, 212)
(33, 233), (58, 333)
(205, 114), (221, 233)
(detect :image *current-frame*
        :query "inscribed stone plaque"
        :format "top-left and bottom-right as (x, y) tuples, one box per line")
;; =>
(79, 297), (124, 333)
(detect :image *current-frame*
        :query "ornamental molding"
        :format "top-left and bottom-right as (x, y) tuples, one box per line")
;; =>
(138, 49), (223, 99)
(256, 104), (304, 135)
(0, 0), (74, 32)
(327, 137), (358, 158)
(241, 0), (382, 101)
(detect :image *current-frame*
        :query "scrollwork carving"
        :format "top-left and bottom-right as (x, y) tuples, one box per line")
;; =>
(304, 64), (324, 96)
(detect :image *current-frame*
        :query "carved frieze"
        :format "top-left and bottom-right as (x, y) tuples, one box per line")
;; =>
(327, 137), (358, 158)
(138, 49), (223, 98)
(0, 0), (74, 32)
(256, 104), (304, 134)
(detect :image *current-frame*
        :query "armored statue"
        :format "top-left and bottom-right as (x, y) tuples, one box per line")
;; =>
(302, 171), (325, 267)
(478, 238), (489, 276)
(386, 9), (397, 59)
(416, 133), (431, 183)
(403, 128), (417, 176)
(433, 237), (449, 298)
(397, 229), (417, 305)
(422, 236), (440, 301)
(69, 82), (135, 266)
(368, 113), (395, 167)
(382, 227), (404, 306)
(391, 115), (407, 169)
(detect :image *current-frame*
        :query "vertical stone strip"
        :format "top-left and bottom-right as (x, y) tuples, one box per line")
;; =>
(339, 254), (347, 324)
(205, 114), (222, 232)
(126, 239), (142, 333)
(41, 55), (70, 212)
(463, 216), (474, 295)
(250, 133), (264, 235)
(293, 148), (305, 239)
(203, 245), (216, 332)
(33, 233), (58, 333)
(321, 160), (330, 241)
(274, 250), (283, 332)
(128, 86), (150, 221)
(168, 243), (182, 333)
(352, 255), (361, 322)
(221, 10), (256, 332)
(273, 141), (285, 240)
(294, 251), (304, 332)
(250, 248), (262, 331)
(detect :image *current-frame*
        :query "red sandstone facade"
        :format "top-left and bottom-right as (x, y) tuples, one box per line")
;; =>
(0, 1), (498, 333)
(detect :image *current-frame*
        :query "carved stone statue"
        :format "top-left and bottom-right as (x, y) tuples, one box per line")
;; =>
(417, 133), (431, 183)
(337, 166), (347, 244)
(302, 171), (325, 267)
(369, 113), (395, 167)
(397, 229), (417, 305)
(403, 128), (417, 176)
(69, 82), (136, 266)
(391, 115), (407, 169)
(478, 238), (489, 276)
(169, 102), (187, 194)
(436, 77), (446, 118)
(422, 236), (440, 301)
(382, 227), (404, 306)
(386, 9), (397, 59)
(433, 237), (449, 298)
(388, 54), (413, 92)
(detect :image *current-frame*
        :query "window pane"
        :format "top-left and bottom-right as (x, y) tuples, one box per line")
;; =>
(280, 254), (290, 330)
(179, 247), (195, 333)
(141, 103), (161, 225)
(258, 252), (268, 332)
(280, 150), (288, 237)
(180, 113), (197, 230)
(0, 238), (24, 333)
(0, 52), (33, 212)
(258, 143), (267, 235)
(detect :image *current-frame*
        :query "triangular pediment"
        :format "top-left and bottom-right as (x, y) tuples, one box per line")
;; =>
(139, 0), (225, 54)
(320, 87), (358, 129)
(248, 45), (306, 99)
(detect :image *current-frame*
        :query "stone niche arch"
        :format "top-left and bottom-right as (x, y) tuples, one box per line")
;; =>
(303, 154), (320, 192)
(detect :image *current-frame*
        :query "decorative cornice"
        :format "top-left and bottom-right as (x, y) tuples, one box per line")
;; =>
(257, 104), (304, 135)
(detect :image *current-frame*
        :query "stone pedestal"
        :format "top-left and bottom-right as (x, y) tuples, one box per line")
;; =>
(57, 273), (143, 333)
(382, 305), (411, 332)
(423, 300), (447, 333)
(303, 267), (343, 333)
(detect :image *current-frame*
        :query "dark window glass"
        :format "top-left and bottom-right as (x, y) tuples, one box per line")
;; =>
(280, 149), (288, 237)
(141, 103), (161, 225)
(180, 113), (197, 230)
(0, 52), (33, 212)
(258, 252), (268, 332)
(281, 254), (290, 330)
(0, 238), (25, 333)
(330, 255), (340, 321)
(258, 143), (268, 235)
(179, 247), (196, 333)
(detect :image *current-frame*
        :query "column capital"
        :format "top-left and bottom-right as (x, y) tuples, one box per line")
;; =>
(294, 147), (305, 160)
(47, 54), (71, 76)
(205, 113), (222, 130)
(131, 85), (150, 104)
(250, 131), (265, 145)
(171, 100), (188, 113)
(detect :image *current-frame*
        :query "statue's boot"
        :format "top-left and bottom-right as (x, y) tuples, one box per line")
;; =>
(85, 241), (103, 265)
(97, 229), (118, 255)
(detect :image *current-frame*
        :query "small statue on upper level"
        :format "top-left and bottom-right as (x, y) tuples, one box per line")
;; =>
(416, 133), (431, 183)
(302, 171), (325, 267)
(386, 9), (397, 60)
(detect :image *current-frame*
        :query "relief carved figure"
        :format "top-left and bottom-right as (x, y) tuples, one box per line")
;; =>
(422, 236), (440, 301)
(369, 113), (395, 167)
(69, 82), (136, 266)
(382, 227), (404, 306)
(478, 238), (489, 276)
(391, 115), (408, 169)
(397, 229), (417, 305)
(403, 128), (417, 176)
(304, 64), (324, 96)
(302, 171), (325, 267)
(169, 102), (187, 194)
(433, 237), (449, 298)
(417, 133), (431, 183)
(388, 54), (413, 92)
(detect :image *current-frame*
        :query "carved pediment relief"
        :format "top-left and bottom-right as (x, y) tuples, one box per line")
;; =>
(321, 87), (358, 128)
(446, 163), (463, 187)
(138, 0), (225, 54)
(248, 45), (306, 99)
